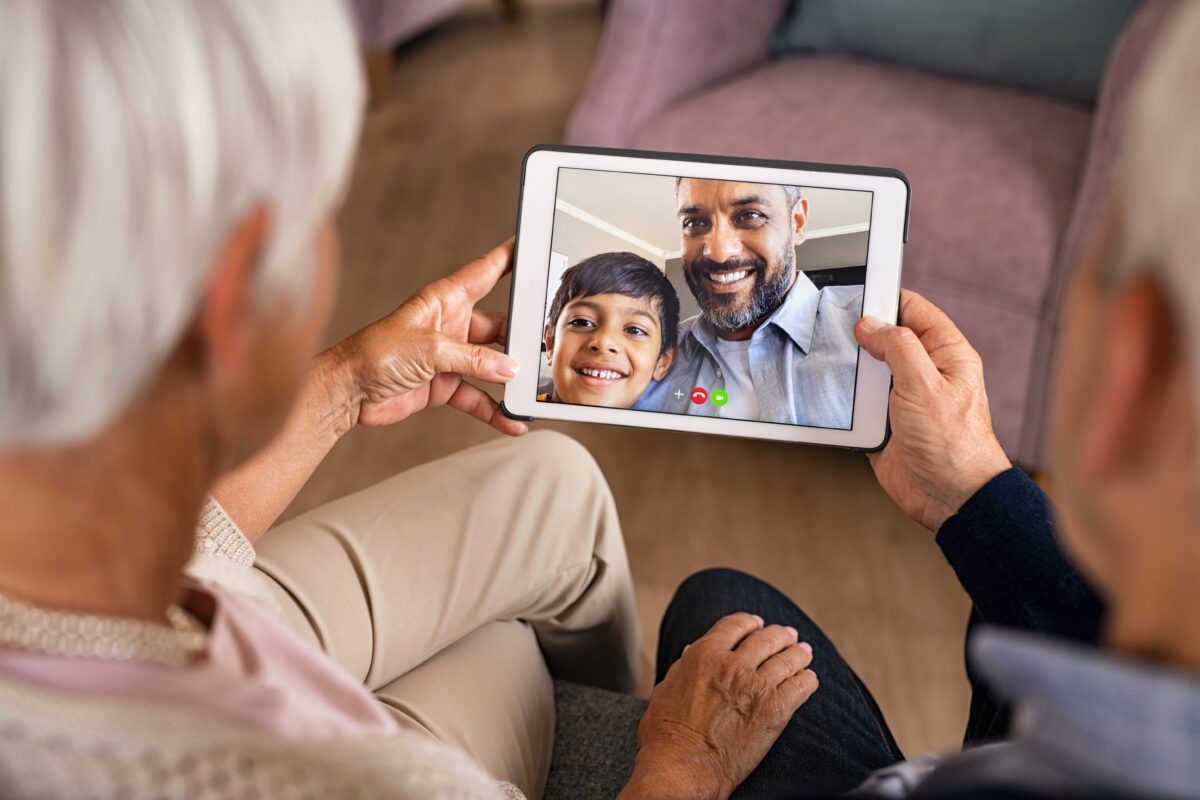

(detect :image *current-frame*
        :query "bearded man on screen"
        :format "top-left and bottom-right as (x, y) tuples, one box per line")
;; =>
(635, 178), (864, 428)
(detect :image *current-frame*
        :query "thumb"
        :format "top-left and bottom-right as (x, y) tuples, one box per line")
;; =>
(855, 316), (941, 392)
(432, 336), (520, 384)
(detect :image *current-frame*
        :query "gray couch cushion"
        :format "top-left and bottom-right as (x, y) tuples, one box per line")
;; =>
(544, 681), (646, 800)
(774, 0), (1140, 105)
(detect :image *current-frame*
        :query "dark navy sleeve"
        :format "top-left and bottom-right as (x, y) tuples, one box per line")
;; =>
(935, 468), (1105, 644)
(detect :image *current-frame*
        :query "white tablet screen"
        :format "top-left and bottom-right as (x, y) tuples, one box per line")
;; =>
(536, 167), (873, 431)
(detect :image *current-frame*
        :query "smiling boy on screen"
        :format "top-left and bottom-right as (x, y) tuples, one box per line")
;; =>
(541, 252), (679, 408)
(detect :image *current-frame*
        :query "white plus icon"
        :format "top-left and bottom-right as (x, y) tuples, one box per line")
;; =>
(673, 390), (685, 400)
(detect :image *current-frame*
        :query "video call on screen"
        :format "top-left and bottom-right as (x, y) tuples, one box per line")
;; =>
(538, 168), (873, 431)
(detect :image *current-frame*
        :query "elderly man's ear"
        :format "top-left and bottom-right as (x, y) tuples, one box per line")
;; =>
(1082, 274), (1193, 485)
(792, 197), (810, 245)
(191, 206), (273, 377)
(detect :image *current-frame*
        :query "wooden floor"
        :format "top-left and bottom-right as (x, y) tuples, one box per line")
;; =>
(286, 0), (972, 757)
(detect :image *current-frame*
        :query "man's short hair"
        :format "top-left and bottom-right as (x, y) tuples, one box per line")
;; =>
(780, 185), (804, 210)
(675, 177), (803, 210)
(546, 252), (680, 356)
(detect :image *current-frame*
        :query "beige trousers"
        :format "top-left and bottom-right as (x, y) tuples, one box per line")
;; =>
(251, 431), (640, 799)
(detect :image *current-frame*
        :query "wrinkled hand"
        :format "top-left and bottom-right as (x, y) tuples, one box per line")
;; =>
(855, 290), (1011, 531)
(327, 238), (528, 436)
(620, 613), (819, 800)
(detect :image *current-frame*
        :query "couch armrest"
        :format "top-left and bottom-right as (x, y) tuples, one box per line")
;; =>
(1019, 0), (1179, 464)
(566, 0), (789, 148)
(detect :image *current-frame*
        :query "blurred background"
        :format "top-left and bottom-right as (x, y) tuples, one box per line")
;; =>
(288, 0), (1153, 756)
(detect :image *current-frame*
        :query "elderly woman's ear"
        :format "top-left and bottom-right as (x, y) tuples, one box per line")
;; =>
(195, 205), (274, 378)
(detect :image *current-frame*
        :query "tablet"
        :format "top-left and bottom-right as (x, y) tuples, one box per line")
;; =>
(503, 145), (908, 451)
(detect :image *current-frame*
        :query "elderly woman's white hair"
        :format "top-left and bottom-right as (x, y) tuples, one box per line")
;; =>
(0, 0), (364, 447)
(1120, 2), (1200, 411)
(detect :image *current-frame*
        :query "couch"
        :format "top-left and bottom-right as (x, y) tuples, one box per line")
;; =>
(565, 0), (1175, 465)
(544, 680), (643, 800)
(347, 0), (469, 52)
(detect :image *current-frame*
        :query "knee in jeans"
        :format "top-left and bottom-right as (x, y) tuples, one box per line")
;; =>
(665, 568), (773, 626)
(674, 568), (758, 602)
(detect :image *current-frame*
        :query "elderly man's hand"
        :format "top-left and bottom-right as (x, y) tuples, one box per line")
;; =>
(619, 613), (818, 800)
(854, 290), (1011, 532)
(326, 238), (527, 437)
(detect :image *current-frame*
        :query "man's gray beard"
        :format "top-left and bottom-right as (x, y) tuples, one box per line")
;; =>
(699, 249), (795, 331)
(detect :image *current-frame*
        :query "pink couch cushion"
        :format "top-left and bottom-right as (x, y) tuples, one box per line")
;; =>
(631, 55), (1093, 452)
(634, 55), (1092, 309)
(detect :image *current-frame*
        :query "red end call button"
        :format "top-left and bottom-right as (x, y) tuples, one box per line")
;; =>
(690, 387), (709, 404)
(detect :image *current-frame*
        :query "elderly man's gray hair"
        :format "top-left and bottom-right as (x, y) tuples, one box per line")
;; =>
(1119, 1), (1200, 426)
(0, 1), (364, 448)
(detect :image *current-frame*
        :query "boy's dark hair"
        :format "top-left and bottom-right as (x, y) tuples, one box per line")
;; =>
(546, 252), (679, 356)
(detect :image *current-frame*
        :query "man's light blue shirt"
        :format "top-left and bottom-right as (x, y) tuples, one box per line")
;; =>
(853, 627), (1200, 798)
(634, 272), (864, 429)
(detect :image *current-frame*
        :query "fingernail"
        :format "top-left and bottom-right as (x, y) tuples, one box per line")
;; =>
(497, 356), (519, 377)
(752, 614), (764, 626)
(858, 316), (886, 334)
(800, 641), (813, 653)
(785, 626), (798, 638)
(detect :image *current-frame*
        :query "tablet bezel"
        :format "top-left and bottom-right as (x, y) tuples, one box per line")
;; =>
(503, 145), (907, 451)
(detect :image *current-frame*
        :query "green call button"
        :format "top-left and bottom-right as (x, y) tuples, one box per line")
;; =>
(711, 389), (729, 407)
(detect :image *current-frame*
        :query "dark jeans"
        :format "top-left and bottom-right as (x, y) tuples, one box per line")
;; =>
(658, 569), (1009, 799)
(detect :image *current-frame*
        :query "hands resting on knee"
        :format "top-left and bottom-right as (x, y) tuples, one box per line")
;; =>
(619, 613), (818, 800)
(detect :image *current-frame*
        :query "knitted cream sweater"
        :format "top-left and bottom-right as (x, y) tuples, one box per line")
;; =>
(0, 499), (523, 800)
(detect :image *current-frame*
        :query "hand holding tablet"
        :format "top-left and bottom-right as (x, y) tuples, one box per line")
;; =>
(504, 146), (909, 450)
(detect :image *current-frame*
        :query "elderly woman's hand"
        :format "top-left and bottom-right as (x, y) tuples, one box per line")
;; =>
(328, 238), (527, 436)
(619, 613), (819, 800)
(210, 239), (525, 540)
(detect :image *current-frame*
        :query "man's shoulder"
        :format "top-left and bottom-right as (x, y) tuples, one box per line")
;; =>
(816, 283), (865, 311)
(677, 314), (701, 338)
(674, 314), (704, 355)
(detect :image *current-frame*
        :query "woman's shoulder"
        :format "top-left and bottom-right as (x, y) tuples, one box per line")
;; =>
(0, 669), (514, 799)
